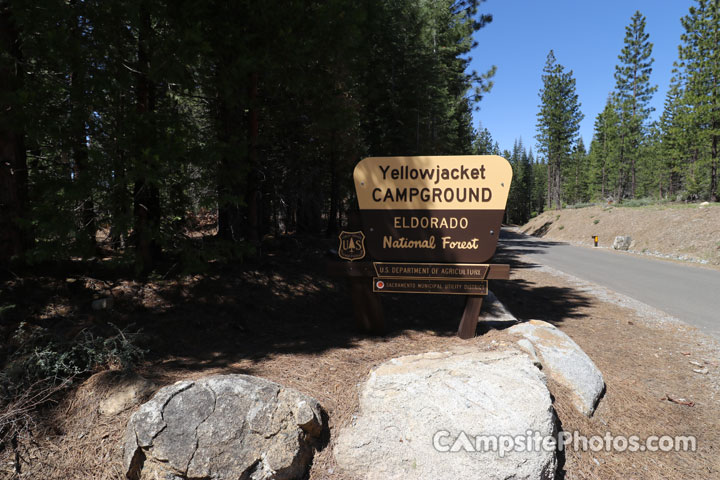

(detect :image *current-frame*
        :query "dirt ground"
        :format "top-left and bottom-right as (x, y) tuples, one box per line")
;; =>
(1, 235), (719, 479)
(522, 203), (720, 266)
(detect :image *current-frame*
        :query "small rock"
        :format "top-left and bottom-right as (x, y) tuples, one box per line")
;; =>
(98, 374), (156, 416)
(689, 361), (703, 367)
(612, 236), (632, 251)
(91, 297), (114, 311)
(693, 368), (708, 375)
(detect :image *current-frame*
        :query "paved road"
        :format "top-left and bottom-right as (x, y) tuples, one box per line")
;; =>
(498, 229), (720, 339)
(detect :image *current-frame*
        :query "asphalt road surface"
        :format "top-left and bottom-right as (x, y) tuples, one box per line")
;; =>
(498, 229), (720, 339)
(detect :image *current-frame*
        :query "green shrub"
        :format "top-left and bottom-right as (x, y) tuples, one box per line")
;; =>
(593, 219), (600, 224)
(2, 323), (146, 398)
(0, 323), (146, 447)
(27, 326), (145, 380)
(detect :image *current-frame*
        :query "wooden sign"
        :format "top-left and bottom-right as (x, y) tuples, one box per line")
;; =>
(353, 156), (512, 263)
(330, 155), (513, 340)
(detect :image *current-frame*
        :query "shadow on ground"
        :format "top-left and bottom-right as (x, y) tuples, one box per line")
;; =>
(487, 228), (592, 326)
(0, 229), (593, 374)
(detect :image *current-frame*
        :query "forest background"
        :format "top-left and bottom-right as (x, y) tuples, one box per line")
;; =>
(1, 0), (718, 270)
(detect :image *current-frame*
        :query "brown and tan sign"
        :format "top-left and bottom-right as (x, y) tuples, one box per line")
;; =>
(353, 156), (512, 262)
(372, 277), (488, 295)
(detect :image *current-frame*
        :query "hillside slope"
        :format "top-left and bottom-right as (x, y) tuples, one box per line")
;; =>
(521, 203), (720, 265)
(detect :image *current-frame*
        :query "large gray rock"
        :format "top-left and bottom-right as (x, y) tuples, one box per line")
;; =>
(123, 375), (325, 480)
(508, 320), (605, 416)
(612, 235), (632, 250)
(334, 350), (557, 480)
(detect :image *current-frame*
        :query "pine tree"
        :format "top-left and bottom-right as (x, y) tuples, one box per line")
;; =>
(564, 138), (588, 205)
(505, 139), (526, 224)
(679, 0), (720, 201)
(588, 97), (621, 201)
(535, 50), (584, 209)
(519, 145), (533, 221)
(613, 11), (657, 199)
(0, 3), (29, 263)
(473, 126), (495, 155)
(658, 67), (691, 198)
(530, 150), (547, 216)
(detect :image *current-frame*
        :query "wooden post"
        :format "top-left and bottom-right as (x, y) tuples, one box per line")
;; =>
(327, 262), (508, 338)
(349, 277), (385, 334)
(457, 296), (483, 339)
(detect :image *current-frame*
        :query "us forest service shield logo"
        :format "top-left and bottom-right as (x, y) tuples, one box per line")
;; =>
(338, 231), (366, 261)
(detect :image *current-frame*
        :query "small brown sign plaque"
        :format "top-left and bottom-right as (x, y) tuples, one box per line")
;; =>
(372, 278), (488, 295)
(373, 262), (489, 279)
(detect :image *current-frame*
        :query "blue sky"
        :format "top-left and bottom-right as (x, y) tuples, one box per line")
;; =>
(468, 0), (694, 155)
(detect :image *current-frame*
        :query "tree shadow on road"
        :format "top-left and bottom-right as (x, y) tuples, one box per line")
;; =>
(486, 228), (593, 327)
(494, 228), (569, 269)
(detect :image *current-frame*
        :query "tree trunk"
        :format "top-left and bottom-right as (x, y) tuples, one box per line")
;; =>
(617, 135), (625, 200)
(711, 132), (718, 202)
(554, 160), (562, 209)
(241, 72), (260, 248)
(70, 68), (97, 252)
(326, 131), (339, 237)
(69, 0), (95, 253)
(216, 97), (243, 242)
(601, 130), (607, 199)
(630, 154), (636, 199)
(133, 6), (161, 273)
(546, 158), (552, 210)
(0, 5), (29, 264)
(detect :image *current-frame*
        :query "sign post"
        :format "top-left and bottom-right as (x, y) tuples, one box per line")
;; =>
(331, 155), (512, 339)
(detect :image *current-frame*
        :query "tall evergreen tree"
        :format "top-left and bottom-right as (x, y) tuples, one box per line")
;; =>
(679, 0), (720, 201)
(535, 50), (584, 209)
(505, 139), (526, 224)
(657, 67), (691, 198)
(0, 2), (29, 263)
(519, 145), (533, 220)
(530, 150), (547, 215)
(473, 126), (495, 155)
(564, 138), (588, 205)
(613, 11), (657, 199)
